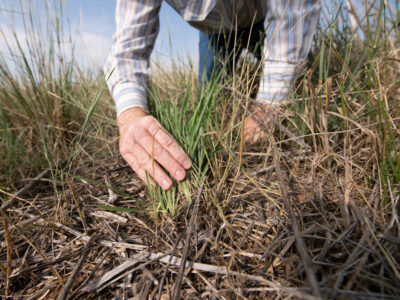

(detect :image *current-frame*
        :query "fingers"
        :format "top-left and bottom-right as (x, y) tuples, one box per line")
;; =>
(123, 146), (173, 190)
(118, 111), (192, 190)
(139, 132), (187, 182)
(147, 119), (192, 169)
(243, 107), (278, 144)
(122, 152), (156, 186)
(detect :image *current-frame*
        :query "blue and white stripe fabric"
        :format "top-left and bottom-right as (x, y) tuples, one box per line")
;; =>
(105, 0), (321, 116)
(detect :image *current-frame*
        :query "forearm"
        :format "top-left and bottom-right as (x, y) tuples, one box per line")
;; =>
(257, 0), (321, 106)
(104, 0), (162, 116)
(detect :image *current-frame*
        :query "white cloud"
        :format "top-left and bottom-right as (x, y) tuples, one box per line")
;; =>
(0, 26), (27, 55)
(75, 31), (112, 69)
(0, 5), (198, 74)
(0, 20), (112, 74)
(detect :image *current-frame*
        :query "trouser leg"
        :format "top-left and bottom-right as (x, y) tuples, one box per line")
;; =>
(198, 20), (265, 86)
(198, 31), (216, 83)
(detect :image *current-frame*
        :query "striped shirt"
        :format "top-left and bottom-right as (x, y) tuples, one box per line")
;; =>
(105, 0), (321, 116)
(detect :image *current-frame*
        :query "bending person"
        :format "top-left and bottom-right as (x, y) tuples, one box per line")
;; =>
(104, 0), (321, 190)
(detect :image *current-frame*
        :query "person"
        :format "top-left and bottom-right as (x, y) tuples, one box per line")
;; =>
(104, 0), (321, 191)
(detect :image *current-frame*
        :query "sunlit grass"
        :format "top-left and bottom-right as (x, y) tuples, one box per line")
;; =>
(0, 0), (399, 297)
(0, 0), (398, 218)
(0, 1), (115, 192)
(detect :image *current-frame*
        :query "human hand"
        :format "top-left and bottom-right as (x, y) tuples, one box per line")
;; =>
(243, 104), (279, 143)
(117, 107), (192, 190)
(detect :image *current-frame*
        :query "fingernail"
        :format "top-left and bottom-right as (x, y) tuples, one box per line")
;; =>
(176, 169), (185, 180)
(183, 159), (191, 169)
(162, 179), (171, 190)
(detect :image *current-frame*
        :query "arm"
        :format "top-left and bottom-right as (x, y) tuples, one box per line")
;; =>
(104, 0), (161, 116)
(105, 0), (192, 190)
(256, 0), (321, 105)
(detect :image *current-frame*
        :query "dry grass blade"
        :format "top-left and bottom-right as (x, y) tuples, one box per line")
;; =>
(104, 172), (118, 204)
(1, 168), (50, 211)
(82, 260), (141, 293)
(272, 140), (323, 298)
(173, 181), (204, 300)
(251, 101), (312, 150)
(363, 215), (400, 281)
(82, 252), (171, 293)
(156, 225), (185, 299)
(1, 217), (12, 297)
(26, 282), (59, 300)
(57, 234), (97, 300)
(51, 222), (148, 250)
(1, 0), (400, 298)
(134, 252), (278, 286)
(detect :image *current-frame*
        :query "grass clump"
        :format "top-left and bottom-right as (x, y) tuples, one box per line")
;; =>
(147, 66), (226, 216)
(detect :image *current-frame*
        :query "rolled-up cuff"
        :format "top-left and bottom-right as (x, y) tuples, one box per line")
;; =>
(256, 61), (301, 106)
(112, 83), (149, 117)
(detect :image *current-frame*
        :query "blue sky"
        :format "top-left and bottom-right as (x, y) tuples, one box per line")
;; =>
(64, 0), (200, 69)
(0, 0), (199, 70)
(2, 0), (394, 71)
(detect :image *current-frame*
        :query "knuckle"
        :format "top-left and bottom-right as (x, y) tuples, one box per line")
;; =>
(137, 156), (152, 168)
(146, 119), (161, 136)
(143, 115), (154, 123)
(135, 130), (147, 140)
(143, 115), (156, 127)
(131, 126), (146, 139)
(162, 136), (175, 148)
(149, 127), (161, 138)
(119, 138), (135, 155)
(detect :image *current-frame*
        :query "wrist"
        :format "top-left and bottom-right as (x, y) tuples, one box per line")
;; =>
(117, 107), (149, 128)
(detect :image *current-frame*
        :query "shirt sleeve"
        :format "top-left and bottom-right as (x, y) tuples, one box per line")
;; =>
(104, 0), (162, 117)
(257, 0), (321, 106)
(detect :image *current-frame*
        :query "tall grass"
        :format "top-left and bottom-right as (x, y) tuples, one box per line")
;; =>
(0, 1), (400, 212)
(0, 1), (114, 192)
(307, 0), (400, 205)
(0, 0), (400, 297)
(0, 0), (399, 215)
(147, 65), (227, 216)
(146, 0), (400, 217)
